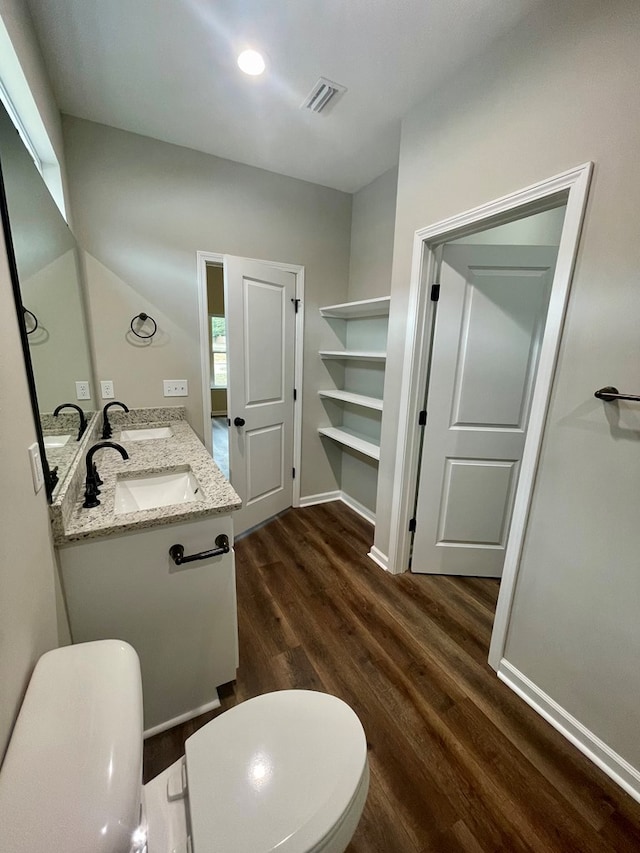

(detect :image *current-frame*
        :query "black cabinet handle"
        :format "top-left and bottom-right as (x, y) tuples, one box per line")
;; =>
(169, 534), (230, 565)
(233, 417), (245, 426)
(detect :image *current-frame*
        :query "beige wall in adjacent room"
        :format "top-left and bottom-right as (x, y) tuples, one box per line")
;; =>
(62, 117), (352, 499)
(376, 0), (640, 771)
(206, 264), (227, 414)
(206, 264), (224, 314)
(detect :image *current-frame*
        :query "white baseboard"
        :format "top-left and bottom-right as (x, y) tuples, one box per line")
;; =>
(340, 492), (375, 525)
(143, 691), (221, 739)
(367, 545), (390, 572)
(298, 491), (376, 525)
(299, 490), (341, 508)
(211, 410), (227, 417)
(498, 659), (640, 804)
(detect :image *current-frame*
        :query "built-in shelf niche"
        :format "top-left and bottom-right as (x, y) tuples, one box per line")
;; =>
(319, 296), (390, 319)
(318, 389), (383, 412)
(319, 350), (386, 361)
(317, 296), (390, 510)
(318, 426), (380, 461)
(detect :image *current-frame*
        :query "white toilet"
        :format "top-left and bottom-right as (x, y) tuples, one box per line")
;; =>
(0, 640), (369, 853)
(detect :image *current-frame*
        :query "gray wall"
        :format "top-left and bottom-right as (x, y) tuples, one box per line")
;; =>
(0, 0), (66, 761)
(62, 117), (352, 499)
(0, 183), (60, 762)
(339, 167), (397, 513)
(348, 167), (397, 301)
(0, 190), (58, 761)
(0, 0), (69, 213)
(452, 206), (566, 246)
(376, 0), (640, 769)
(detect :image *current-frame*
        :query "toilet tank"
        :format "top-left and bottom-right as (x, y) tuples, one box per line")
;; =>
(0, 640), (144, 853)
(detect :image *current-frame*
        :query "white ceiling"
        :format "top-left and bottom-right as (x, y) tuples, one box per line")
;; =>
(26, 0), (544, 193)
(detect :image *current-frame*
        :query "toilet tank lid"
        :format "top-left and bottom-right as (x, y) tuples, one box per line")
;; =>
(0, 640), (144, 853)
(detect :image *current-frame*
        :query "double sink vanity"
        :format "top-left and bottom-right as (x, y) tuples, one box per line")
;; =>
(51, 406), (241, 736)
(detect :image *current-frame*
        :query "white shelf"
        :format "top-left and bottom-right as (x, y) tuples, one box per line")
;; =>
(320, 296), (390, 319)
(318, 389), (383, 412)
(319, 350), (386, 361)
(318, 427), (380, 461)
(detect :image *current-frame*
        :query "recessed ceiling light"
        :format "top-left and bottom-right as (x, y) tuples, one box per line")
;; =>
(237, 49), (265, 76)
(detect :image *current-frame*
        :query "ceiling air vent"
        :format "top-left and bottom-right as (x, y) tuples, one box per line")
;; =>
(301, 77), (347, 114)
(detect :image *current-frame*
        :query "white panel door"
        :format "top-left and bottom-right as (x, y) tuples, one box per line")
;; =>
(224, 256), (296, 535)
(412, 245), (557, 576)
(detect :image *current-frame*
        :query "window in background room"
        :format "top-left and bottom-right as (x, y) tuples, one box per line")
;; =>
(211, 315), (227, 388)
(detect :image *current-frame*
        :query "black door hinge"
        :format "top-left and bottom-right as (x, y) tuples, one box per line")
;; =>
(409, 518), (417, 533)
(293, 388), (297, 401)
(418, 410), (427, 426)
(292, 467), (296, 479)
(431, 283), (440, 302)
(291, 298), (300, 313)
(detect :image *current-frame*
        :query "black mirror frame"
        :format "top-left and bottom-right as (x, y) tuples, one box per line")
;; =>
(0, 150), (55, 501)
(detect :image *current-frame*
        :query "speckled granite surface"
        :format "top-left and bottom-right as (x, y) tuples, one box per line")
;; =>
(40, 410), (96, 499)
(44, 435), (85, 495)
(51, 408), (240, 545)
(40, 410), (95, 433)
(45, 412), (99, 502)
(106, 406), (188, 427)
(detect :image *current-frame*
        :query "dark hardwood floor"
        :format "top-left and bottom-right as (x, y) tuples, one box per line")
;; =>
(144, 502), (640, 851)
(211, 416), (229, 478)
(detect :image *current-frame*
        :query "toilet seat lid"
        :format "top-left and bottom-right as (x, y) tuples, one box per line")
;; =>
(184, 690), (368, 853)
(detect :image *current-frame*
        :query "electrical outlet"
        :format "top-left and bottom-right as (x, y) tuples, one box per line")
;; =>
(75, 381), (91, 400)
(163, 379), (189, 397)
(28, 442), (44, 493)
(100, 380), (115, 399)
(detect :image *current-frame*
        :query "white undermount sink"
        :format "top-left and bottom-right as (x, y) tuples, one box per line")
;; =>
(44, 434), (72, 449)
(119, 427), (173, 441)
(114, 470), (201, 514)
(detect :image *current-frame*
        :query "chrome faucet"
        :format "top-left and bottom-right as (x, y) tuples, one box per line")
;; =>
(53, 403), (87, 441)
(83, 442), (129, 508)
(102, 401), (129, 439)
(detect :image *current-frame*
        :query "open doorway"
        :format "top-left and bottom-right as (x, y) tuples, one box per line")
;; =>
(411, 206), (566, 577)
(197, 252), (305, 536)
(383, 163), (592, 671)
(206, 262), (230, 478)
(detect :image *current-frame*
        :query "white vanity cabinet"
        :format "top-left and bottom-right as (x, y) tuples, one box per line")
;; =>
(58, 514), (237, 735)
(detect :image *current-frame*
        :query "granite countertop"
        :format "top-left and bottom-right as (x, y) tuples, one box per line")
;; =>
(52, 408), (241, 545)
(43, 431), (83, 491)
(40, 410), (97, 500)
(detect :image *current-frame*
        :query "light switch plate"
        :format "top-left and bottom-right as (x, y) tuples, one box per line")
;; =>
(163, 380), (188, 397)
(76, 380), (91, 400)
(100, 380), (115, 399)
(28, 442), (44, 493)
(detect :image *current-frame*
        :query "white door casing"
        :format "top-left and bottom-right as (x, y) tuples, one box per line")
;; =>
(224, 255), (296, 535)
(380, 163), (591, 671)
(411, 245), (557, 576)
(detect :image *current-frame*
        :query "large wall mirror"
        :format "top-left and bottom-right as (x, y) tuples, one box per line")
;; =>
(0, 100), (95, 500)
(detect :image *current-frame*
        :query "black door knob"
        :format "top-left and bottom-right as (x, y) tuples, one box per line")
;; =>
(234, 417), (246, 427)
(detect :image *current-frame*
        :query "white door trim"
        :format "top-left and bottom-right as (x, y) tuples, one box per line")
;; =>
(196, 251), (304, 508)
(196, 251), (224, 457)
(384, 163), (592, 671)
